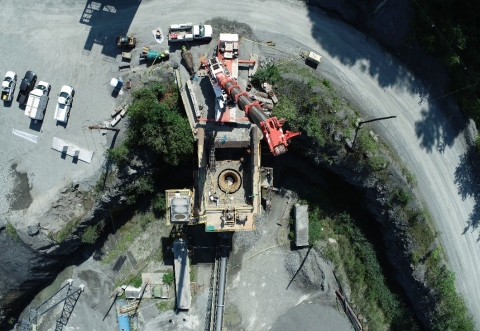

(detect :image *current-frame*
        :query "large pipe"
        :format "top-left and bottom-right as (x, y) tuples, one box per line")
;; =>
(223, 80), (269, 127)
(215, 252), (227, 331)
(213, 69), (300, 155)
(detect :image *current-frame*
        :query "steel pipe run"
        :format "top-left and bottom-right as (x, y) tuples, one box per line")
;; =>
(215, 254), (227, 331)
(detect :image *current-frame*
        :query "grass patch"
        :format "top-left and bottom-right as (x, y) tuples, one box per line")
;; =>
(102, 212), (156, 265)
(156, 300), (174, 311)
(131, 274), (142, 288)
(321, 212), (419, 330)
(53, 215), (85, 242)
(6, 222), (19, 242)
(406, 209), (437, 264)
(425, 250), (474, 330)
(401, 165), (418, 188)
(396, 189), (412, 206)
(94, 171), (116, 194)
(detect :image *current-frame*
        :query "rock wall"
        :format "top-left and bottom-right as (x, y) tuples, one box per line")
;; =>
(0, 169), (131, 328)
(319, 146), (434, 328)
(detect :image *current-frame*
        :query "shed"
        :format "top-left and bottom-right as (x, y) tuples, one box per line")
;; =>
(124, 286), (141, 299)
(294, 204), (309, 247)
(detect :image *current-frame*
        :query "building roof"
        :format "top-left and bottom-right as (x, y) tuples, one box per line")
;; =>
(294, 204), (309, 247)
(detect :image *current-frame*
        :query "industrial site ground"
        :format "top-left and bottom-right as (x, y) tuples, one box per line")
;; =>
(1, 0), (479, 330)
(24, 189), (352, 331)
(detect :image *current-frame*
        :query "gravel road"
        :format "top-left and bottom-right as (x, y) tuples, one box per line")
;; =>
(1, 0), (478, 326)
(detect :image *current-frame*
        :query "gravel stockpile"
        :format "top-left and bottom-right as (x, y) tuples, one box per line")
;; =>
(233, 212), (265, 248)
(285, 248), (326, 291)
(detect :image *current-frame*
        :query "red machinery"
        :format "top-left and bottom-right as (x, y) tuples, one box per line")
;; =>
(215, 71), (300, 155)
(204, 56), (300, 155)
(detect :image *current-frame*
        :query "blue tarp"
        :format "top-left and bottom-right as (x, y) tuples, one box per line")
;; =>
(118, 314), (130, 331)
(116, 299), (131, 331)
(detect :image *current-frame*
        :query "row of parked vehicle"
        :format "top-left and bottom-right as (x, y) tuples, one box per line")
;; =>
(1, 70), (75, 123)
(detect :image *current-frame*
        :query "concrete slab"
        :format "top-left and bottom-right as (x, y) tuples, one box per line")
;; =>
(294, 204), (309, 247)
(52, 137), (94, 163)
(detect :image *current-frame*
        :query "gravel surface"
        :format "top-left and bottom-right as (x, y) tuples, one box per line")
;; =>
(0, 153), (14, 214)
(1, 0), (478, 327)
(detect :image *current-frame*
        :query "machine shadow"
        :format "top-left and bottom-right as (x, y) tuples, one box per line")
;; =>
(80, 0), (142, 58)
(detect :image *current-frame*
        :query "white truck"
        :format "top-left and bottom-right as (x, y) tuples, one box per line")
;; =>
(168, 23), (212, 42)
(54, 85), (74, 123)
(1, 71), (17, 102)
(24, 81), (51, 120)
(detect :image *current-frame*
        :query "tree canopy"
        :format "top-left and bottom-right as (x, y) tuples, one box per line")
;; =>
(126, 82), (194, 166)
(413, 0), (480, 123)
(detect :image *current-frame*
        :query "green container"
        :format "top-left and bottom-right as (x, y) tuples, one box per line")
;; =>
(147, 50), (169, 61)
(206, 225), (215, 231)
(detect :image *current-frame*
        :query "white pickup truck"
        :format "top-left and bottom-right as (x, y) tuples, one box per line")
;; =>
(24, 81), (51, 121)
(54, 85), (74, 123)
(168, 23), (212, 42)
(1, 71), (17, 102)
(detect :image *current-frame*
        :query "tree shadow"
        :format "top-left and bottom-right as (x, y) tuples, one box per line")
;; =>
(454, 145), (480, 237)
(79, 0), (142, 58)
(305, 2), (469, 152)
(413, 106), (467, 153)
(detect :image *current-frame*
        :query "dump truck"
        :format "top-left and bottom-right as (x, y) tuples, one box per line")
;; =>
(24, 81), (51, 121)
(1, 71), (17, 102)
(54, 85), (74, 123)
(168, 23), (212, 42)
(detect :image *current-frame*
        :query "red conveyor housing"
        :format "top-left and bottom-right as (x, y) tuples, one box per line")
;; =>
(215, 72), (300, 156)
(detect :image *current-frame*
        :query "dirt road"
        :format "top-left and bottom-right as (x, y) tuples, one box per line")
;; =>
(0, 0), (478, 326)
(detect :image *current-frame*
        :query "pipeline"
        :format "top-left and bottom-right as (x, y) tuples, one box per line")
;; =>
(215, 255), (227, 331)
(211, 234), (230, 331)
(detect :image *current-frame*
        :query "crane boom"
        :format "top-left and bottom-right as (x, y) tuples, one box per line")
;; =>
(205, 57), (300, 156)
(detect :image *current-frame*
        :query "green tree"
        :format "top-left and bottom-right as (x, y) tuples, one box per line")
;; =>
(81, 224), (99, 244)
(126, 83), (194, 166)
(152, 193), (166, 217)
(107, 141), (129, 167)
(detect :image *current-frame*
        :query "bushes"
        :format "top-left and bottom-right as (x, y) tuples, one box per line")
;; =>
(126, 177), (155, 205)
(308, 205), (323, 245)
(152, 193), (167, 217)
(107, 141), (129, 167)
(162, 271), (174, 285)
(396, 188), (412, 206)
(6, 222), (19, 242)
(81, 224), (100, 244)
(251, 64), (281, 85)
(324, 212), (417, 330)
